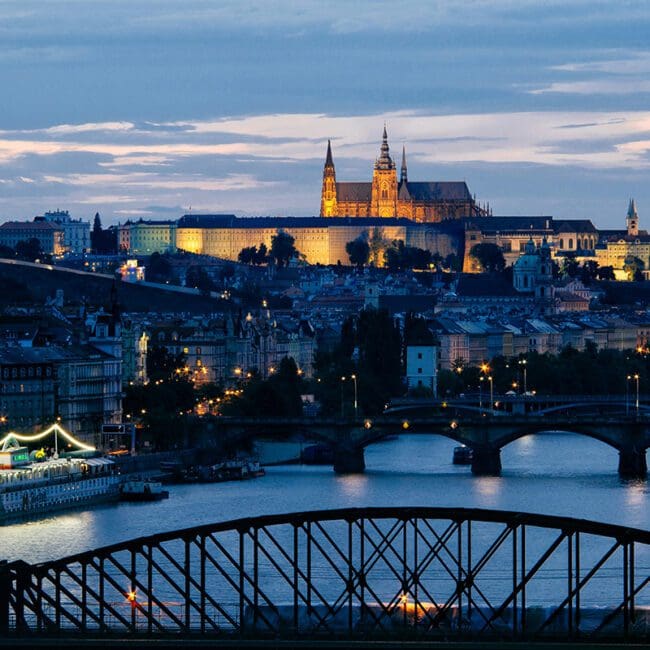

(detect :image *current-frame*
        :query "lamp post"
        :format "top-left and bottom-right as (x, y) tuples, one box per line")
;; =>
(519, 359), (527, 394)
(340, 376), (346, 418)
(488, 376), (494, 412)
(350, 374), (358, 418)
(626, 376), (630, 415)
(479, 376), (484, 410)
(628, 373), (640, 415)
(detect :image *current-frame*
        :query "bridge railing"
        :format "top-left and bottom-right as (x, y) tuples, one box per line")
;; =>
(2, 507), (648, 641)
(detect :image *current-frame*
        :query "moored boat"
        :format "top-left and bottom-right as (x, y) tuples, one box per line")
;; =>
(0, 428), (121, 523)
(453, 445), (474, 465)
(119, 478), (169, 501)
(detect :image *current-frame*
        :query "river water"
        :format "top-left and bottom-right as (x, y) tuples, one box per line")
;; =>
(2, 432), (647, 564)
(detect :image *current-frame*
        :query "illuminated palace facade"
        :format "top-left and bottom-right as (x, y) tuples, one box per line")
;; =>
(320, 127), (487, 221)
(174, 215), (459, 266)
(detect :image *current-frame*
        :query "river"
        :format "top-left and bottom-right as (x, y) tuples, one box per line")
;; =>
(2, 432), (647, 565)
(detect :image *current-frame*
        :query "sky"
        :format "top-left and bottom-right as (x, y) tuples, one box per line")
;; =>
(1, 1), (650, 228)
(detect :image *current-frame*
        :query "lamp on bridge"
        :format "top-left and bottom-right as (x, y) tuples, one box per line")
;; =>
(627, 373), (640, 414)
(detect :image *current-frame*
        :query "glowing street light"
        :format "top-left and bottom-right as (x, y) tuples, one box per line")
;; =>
(350, 373), (358, 418)
(488, 376), (494, 411)
(627, 373), (640, 414)
(518, 359), (527, 394)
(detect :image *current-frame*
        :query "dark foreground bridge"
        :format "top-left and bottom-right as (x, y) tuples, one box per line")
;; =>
(2, 508), (648, 643)
(211, 412), (650, 477)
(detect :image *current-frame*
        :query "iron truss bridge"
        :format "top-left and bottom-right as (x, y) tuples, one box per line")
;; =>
(1, 508), (649, 642)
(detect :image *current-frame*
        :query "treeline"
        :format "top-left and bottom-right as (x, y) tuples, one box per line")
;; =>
(439, 344), (649, 398)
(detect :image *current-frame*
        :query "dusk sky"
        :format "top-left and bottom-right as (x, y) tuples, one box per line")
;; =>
(2, 1), (650, 227)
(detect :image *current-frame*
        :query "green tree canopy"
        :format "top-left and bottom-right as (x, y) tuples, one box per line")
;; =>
(345, 236), (370, 269)
(469, 243), (505, 273)
(270, 230), (297, 268)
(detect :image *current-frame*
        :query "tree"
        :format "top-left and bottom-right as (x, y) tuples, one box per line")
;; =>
(186, 265), (216, 295)
(561, 254), (580, 278)
(146, 252), (172, 283)
(469, 243), (505, 273)
(368, 227), (387, 266)
(15, 238), (43, 261)
(623, 255), (645, 281)
(346, 236), (370, 269)
(238, 246), (257, 265)
(579, 260), (599, 285)
(270, 230), (297, 268)
(91, 213), (103, 253)
(147, 345), (187, 382)
(254, 243), (268, 265)
(597, 265), (615, 281)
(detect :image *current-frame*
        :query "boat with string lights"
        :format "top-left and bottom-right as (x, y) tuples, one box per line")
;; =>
(0, 424), (121, 523)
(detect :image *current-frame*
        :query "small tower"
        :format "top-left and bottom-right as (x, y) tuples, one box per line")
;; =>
(320, 140), (338, 217)
(400, 145), (408, 184)
(627, 198), (639, 237)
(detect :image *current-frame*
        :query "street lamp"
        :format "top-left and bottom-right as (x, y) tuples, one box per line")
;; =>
(340, 376), (346, 417)
(488, 376), (494, 412)
(628, 373), (640, 414)
(350, 374), (358, 418)
(479, 376), (484, 410)
(518, 359), (527, 394)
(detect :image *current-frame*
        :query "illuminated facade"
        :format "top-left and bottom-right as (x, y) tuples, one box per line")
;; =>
(174, 214), (459, 266)
(320, 127), (485, 222)
(596, 200), (650, 280)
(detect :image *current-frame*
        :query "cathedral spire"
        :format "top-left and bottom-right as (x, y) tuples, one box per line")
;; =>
(375, 124), (394, 170)
(324, 139), (334, 168)
(400, 145), (408, 183)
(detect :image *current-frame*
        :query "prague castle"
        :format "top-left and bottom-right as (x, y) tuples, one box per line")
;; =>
(320, 127), (486, 221)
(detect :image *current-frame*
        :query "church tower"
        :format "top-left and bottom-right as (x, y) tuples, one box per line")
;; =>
(371, 126), (398, 217)
(320, 140), (338, 217)
(627, 198), (639, 237)
(400, 145), (408, 184)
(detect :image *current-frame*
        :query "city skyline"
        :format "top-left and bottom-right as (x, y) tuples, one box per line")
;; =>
(2, 1), (650, 226)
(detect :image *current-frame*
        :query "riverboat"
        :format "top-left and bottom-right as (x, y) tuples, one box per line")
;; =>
(452, 445), (474, 465)
(119, 479), (169, 501)
(0, 426), (121, 523)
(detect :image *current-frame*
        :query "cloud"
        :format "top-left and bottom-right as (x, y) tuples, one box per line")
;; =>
(530, 80), (650, 95)
(552, 51), (650, 75)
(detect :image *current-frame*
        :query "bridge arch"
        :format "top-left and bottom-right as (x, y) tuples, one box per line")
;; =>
(4, 507), (649, 642)
(491, 425), (625, 452)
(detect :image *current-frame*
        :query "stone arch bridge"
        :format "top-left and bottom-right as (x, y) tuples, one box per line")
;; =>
(211, 411), (649, 478)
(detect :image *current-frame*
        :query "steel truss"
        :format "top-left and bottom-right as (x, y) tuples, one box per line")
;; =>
(1, 507), (649, 641)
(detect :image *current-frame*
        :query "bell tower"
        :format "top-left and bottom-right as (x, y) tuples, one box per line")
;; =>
(627, 198), (639, 237)
(371, 126), (398, 217)
(320, 140), (338, 217)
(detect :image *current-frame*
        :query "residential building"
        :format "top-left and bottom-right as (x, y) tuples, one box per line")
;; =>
(406, 345), (438, 395)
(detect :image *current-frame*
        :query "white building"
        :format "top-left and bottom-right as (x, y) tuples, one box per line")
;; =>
(406, 345), (438, 395)
(39, 210), (91, 254)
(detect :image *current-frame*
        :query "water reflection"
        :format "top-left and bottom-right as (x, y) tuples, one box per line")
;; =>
(1, 433), (646, 564)
(473, 476), (502, 507)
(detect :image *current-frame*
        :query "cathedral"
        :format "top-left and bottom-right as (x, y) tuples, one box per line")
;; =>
(320, 127), (487, 222)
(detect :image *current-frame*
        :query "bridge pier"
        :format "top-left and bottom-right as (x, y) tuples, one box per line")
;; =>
(618, 446), (648, 479)
(471, 446), (502, 476)
(333, 446), (365, 474)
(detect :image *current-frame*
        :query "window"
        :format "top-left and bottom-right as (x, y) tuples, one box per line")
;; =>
(417, 352), (423, 359)
(559, 238), (564, 249)
(418, 368), (423, 374)
(569, 238), (573, 249)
